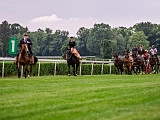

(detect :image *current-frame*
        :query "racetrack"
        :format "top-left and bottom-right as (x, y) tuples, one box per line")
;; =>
(0, 75), (160, 120)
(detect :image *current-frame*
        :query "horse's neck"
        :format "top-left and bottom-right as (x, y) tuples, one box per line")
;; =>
(21, 50), (27, 57)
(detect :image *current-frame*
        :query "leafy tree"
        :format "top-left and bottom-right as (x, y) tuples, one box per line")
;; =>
(0, 21), (11, 57)
(114, 27), (133, 49)
(133, 22), (158, 46)
(87, 23), (113, 58)
(111, 29), (126, 55)
(128, 31), (149, 49)
(76, 27), (90, 56)
(45, 28), (52, 34)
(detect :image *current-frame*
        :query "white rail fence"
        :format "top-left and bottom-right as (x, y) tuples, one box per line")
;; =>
(0, 57), (114, 78)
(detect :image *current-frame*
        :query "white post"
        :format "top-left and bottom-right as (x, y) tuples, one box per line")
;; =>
(38, 61), (40, 77)
(54, 62), (57, 76)
(2, 61), (4, 78)
(91, 63), (94, 75)
(79, 62), (82, 76)
(109, 59), (112, 74)
(101, 63), (104, 75)
(21, 66), (23, 77)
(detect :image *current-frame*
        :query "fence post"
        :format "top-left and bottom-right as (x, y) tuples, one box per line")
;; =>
(54, 62), (57, 76)
(109, 59), (112, 74)
(79, 62), (82, 76)
(101, 63), (104, 75)
(91, 63), (94, 75)
(2, 61), (4, 78)
(38, 61), (41, 77)
(21, 66), (23, 77)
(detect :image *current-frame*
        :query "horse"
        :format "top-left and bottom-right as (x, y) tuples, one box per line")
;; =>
(143, 51), (150, 74)
(66, 50), (80, 76)
(149, 55), (159, 74)
(113, 52), (124, 75)
(132, 52), (145, 74)
(123, 51), (133, 75)
(17, 43), (38, 78)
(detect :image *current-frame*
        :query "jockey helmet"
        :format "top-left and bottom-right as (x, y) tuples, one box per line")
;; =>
(23, 33), (28, 36)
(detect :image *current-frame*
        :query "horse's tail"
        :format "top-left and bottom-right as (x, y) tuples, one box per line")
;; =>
(34, 56), (38, 65)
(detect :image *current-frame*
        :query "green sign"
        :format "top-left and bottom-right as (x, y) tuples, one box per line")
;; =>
(8, 38), (18, 55)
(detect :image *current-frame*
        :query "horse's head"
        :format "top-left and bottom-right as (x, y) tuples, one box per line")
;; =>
(21, 43), (29, 56)
(150, 55), (158, 65)
(125, 52), (129, 59)
(113, 52), (119, 59)
(66, 50), (72, 60)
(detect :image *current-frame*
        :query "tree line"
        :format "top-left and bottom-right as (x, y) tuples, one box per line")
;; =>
(0, 20), (160, 59)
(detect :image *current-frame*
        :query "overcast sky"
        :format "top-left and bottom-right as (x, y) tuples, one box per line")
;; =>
(0, 0), (160, 36)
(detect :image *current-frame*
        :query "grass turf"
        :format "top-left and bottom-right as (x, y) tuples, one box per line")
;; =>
(0, 75), (160, 120)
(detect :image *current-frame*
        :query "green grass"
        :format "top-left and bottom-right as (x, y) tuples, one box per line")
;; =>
(0, 75), (160, 120)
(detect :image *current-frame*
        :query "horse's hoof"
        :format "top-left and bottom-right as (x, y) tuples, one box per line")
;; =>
(74, 74), (77, 76)
(27, 75), (30, 78)
(68, 74), (70, 76)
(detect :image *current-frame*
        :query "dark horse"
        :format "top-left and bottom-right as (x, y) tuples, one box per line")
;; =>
(123, 51), (133, 75)
(132, 53), (145, 74)
(149, 55), (159, 74)
(66, 50), (80, 76)
(17, 44), (38, 78)
(113, 52), (124, 75)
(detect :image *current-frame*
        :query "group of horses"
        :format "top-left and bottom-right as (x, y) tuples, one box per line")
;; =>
(15, 44), (80, 78)
(113, 51), (160, 75)
(15, 43), (159, 78)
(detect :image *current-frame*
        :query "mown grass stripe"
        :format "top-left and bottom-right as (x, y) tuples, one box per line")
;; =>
(0, 75), (160, 120)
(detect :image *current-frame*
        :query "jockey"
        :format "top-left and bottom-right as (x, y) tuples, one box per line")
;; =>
(144, 50), (150, 60)
(66, 37), (82, 60)
(19, 33), (33, 56)
(138, 45), (145, 57)
(132, 45), (138, 55)
(150, 45), (157, 56)
(150, 45), (158, 60)
(15, 33), (33, 64)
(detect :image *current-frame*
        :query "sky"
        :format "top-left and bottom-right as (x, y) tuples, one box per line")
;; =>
(0, 0), (160, 36)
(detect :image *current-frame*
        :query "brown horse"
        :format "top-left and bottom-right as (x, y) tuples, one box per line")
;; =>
(17, 44), (38, 78)
(143, 52), (150, 74)
(123, 52), (133, 75)
(149, 55), (159, 74)
(132, 53), (145, 74)
(113, 52), (124, 75)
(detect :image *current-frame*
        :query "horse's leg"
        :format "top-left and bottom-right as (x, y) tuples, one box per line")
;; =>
(117, 66), (120, 74)
(121, 64), (124, 75)
(129, 65), (132, 75)
(17, 63), (21, 78)
(24, 65), (27, 78)
(75, 62), (80, 76)
(114, 66), (118, 74)
(68, 64), (71, 76)
(72, 64), (76, 76)
(24, 65), (29, 78)
(27, 65), (32, 78)
(152, 65), (155, 74)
